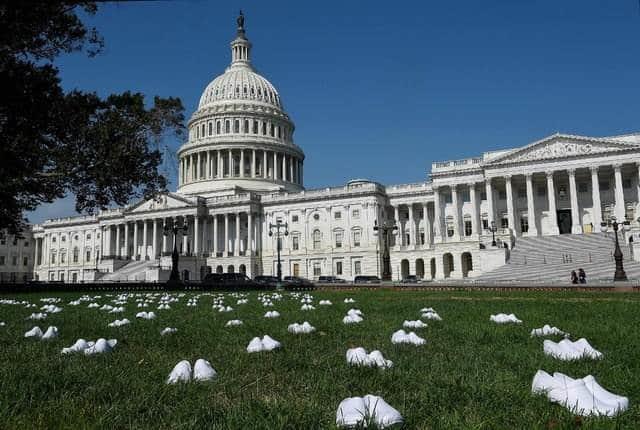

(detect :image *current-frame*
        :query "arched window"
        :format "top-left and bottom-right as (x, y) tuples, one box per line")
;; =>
(270, 124), (275, 137)
(196, 126), (199, 139)
(244, 119), (249, 133)
(216, 121), (221, 134)
(253, 120), (258, 134)
(225, 120), (230, 133)
(258, 88), (262, 97)
(208, 122), (213, 136)
(251, 87), (255, 96)
(277, 126), (281, 138)
(235, 86), (239, 96)
(262, 122), (267, 135)
(234, 120), (239, 133)
(201, 124), (205, 137)
(72, 247), (79, 263)
(312, 230), (322, 250)
(243, 86), (247, 95)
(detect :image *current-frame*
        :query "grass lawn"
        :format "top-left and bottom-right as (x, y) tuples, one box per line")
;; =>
(0, 289), (639, 429)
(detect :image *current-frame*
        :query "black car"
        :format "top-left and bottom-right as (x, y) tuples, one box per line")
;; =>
(254, 275), (280, 288)
(317, 275), (347, 283)
(400, 275), (421, 284)
(283, 276), (315, 288)
(202, 273), (260, 289)
(354, 275), (381, 284)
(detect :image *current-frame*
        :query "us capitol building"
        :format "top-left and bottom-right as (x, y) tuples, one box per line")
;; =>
(24, 14), (640, 283)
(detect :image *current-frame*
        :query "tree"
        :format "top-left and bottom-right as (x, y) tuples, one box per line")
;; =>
(0, 1), (185, 234)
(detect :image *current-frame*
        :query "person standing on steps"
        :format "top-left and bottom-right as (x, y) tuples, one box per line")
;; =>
(570, 270), (578, 284)
(578, 268), (586, 284)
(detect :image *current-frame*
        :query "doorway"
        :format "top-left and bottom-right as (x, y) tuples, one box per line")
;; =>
(557, 210), (572, 234)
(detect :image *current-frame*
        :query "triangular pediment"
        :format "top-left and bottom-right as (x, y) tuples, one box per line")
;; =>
(487, 134), (640, 165)
(127, 193), (196, 213)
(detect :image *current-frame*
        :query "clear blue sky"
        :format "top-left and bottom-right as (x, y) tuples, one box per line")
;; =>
(29, 0), (640, 223)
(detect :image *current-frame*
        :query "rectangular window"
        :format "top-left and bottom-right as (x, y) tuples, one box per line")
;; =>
(405, 233), (410, 245)
(12, 256), (17, 266)
(86, 251), (91, 262)
(578, 182), (588, 193)
(537, 186), (546, 197)
(461, 190), (470, 202)
(293, 263), (300, 277)
(23, 256), (28, 266)
(420, 232), (425, 245)
(0, 256), (4, 265)
(24, 241), (29, 247)
(480, 191), (487, 201)
(444, 194), (452, 204)
(520, 216), (529, 233)
(334, 211), (341, 220)
(447, 224), (454, 237)
(60, 253), (66, 264)
(313, 262), (321, 277)
(352, 209), (360, 219)
(253, 121), (258, 134)
(354, 261), (362, 275)
(623, 179), (632, 189)
(51, 253), (56, 264)
(335, 232), (343, 248)
(599, 181), (609, 191)
(501, 218), (509, 229)
(336, 261), (342, 275)
(292, 215), (299, 223)
(292, 235), (299, 251)
(464, 220), (472, 236)
(353, 231), (361, 247)
(498, 190), (506, 200)
(482, 218), (489, 230)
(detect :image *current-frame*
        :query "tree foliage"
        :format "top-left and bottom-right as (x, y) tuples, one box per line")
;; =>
(0, 1), (185, 234)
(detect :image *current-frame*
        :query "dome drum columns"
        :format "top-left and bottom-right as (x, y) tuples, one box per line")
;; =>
(178, 147), (303, 190)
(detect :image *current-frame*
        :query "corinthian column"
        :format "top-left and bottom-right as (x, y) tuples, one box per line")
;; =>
(591, 167), (602, 232)
(546, 171), (560, 235)
(613, 164), (626, 221)
(505, 175), (515, 235)
(568, 169), (582, 234)
(525, 174), (538, 236)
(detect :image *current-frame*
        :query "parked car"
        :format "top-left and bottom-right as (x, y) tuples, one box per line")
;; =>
(283, 276), (314, 288)
(253, 275), (280, 288)
(400, 275), (421, 284)
(317, 275), (347, 283)
(202, 273), (260, 289)
(354, 275), (381, 284)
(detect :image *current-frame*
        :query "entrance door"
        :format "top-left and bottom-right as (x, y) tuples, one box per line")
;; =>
(557, 210), (572, 234)
(293, 263), (300, 277)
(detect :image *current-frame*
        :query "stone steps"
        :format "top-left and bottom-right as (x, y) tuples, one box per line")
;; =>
(477, 233), (639, 281)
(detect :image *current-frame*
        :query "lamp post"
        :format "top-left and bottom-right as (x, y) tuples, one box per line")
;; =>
(601, 217), (629, 281)
(489, 220), (497, 247)
(373, 219), (397, 281)
(163, 218), (188, 282)
(268, 220), (288, 282)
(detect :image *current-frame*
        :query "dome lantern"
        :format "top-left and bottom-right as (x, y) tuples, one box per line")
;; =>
(230, 10), (252, 70)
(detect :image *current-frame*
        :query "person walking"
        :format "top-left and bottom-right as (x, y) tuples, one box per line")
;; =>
(570, 270), (578, 284)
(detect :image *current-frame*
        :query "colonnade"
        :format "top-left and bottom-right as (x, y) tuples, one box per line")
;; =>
(432, 163), (640, 242)
(179, 148), (303, 186)
(391, 203), (433, 248)
(102, 212), (260, 261)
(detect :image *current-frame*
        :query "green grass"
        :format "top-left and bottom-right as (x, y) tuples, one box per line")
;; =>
(0, 289), (639, 429)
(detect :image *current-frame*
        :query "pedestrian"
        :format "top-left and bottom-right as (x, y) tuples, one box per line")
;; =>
(570, 270), (578, 284)
(578, 268), (586, 284)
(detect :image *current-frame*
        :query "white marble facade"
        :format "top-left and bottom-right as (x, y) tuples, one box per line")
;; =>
(31, 16), (640, 282)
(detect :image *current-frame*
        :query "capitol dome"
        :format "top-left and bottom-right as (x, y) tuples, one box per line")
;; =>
(177, 12), (304, 196)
